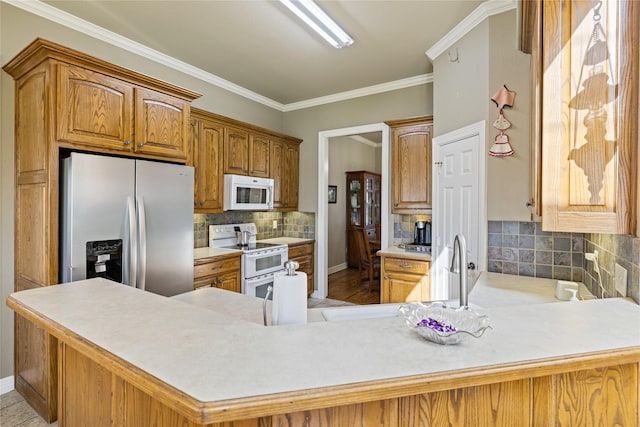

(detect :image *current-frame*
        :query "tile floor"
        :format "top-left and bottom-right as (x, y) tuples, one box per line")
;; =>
(0, 390), (56, 426)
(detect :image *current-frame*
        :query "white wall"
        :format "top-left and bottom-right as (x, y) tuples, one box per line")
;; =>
(327, 137), (381, 269)
(433, 10), (531, 222)
(284, 84), (433, 214)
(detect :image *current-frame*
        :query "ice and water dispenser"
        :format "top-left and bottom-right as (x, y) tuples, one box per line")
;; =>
(85, 239), (123, 282)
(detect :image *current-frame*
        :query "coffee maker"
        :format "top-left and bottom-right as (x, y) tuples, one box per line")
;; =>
(413, 221), (431, 246)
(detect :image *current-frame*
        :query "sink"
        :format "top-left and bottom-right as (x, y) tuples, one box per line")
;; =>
(321, 300), (482, 321)
(321, 304), (404, 321)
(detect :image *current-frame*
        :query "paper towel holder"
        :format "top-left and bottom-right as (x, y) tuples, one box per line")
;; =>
(284, 260), (299, 276)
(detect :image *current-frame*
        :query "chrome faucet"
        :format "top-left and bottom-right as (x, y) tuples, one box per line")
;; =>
(449, 234), (468, 309)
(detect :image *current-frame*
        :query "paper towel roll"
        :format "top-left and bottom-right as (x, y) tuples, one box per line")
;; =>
(272, 271), (307, 326)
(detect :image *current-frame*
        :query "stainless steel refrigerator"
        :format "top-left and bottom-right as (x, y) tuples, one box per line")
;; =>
(61, 152), (194, 296)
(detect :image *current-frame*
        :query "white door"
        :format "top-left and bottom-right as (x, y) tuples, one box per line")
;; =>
(432, 122), (486, 300)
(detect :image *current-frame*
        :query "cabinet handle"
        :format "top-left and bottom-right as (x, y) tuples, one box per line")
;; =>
(210, 265), (223, 271)
(399, 263), (412, 269)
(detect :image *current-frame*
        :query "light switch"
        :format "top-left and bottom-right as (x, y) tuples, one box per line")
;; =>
(272, 220), (278, 229)
(614, 263), (627, 297)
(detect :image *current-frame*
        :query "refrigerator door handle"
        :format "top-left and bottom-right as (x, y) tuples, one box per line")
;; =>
(137, 196), (147, 291)
(127, 196), (138, 287)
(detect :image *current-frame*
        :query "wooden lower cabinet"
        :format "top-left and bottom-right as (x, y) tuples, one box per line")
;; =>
(287, 240), (315, 296)
(381, 256), (430, 303)
(193, 254), (241, 293)
(57, 340), (638, 427)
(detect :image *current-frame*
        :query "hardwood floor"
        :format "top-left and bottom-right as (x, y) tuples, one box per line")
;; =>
(327, 268), (380, 305)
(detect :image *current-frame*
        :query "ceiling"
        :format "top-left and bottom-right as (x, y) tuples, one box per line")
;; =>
(41, 0), (486, 106)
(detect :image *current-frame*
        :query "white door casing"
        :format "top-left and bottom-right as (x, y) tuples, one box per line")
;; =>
(315, 123), (391, 299)
(432, 121), (486, 300)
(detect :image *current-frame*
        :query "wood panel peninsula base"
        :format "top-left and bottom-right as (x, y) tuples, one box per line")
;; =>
(7, 280), (640, 427)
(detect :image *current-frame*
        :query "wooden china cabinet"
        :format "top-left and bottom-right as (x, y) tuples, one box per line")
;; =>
(346, 171), (381, 268)
(3, 38), (201, 422)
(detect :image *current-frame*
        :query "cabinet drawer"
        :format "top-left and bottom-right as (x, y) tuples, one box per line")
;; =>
(288, 242), (313, 258)
(383, 257), (429, 275)
(194, 256), (240, 279)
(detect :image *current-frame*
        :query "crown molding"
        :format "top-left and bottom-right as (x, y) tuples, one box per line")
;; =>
(3, 0), (284, 110)
(349, 134), (382, 148)
(5, 0), (433, 112)
(282, 74), (433, 112)
(425, 0), (516, 61)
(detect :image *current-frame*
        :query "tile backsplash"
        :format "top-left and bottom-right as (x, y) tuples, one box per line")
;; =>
(194, 211), (315, 247)
(488, 220), (640, 303)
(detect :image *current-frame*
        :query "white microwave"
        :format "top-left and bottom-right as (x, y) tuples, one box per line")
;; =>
(223, 174), (274, 211)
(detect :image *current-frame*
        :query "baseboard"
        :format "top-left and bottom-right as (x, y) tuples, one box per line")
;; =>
(328, 263), (348, 275)
(0, 376), (15, 395)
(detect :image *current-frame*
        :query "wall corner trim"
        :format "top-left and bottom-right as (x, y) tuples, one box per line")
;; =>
(425, 0), (517, 61)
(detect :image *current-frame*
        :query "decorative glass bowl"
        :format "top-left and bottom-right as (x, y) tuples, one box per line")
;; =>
(398, 302), (492, 345)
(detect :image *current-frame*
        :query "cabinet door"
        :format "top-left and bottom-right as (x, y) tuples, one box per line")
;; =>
(285, 141), (299, 210)
(216, 270), (241, 293)
(57, 64), (134, 152)
(193, 118), (224, 212)
(135, 87), (190, 160)
(270, 138), (299, 211)
(249, 134), (270, 177)
(382, 272), (429, 303)
(540, 0), (638, 233)
(391, 124), (432, 213)
(270, 138), (286, 208)
(224, 127), (249, 175)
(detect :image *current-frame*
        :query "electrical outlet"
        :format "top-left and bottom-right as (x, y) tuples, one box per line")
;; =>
(272, 220), (278, 230)
(614, 263), (627, 297)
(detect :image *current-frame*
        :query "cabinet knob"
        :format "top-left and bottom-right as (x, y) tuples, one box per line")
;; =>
(124, 140), (131, 145)
(138, 143), (145, 148)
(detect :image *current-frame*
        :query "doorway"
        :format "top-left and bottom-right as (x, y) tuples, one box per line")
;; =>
(315, 123), (391, 299)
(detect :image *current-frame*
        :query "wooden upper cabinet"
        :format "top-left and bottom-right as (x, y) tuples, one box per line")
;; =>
(191, 110), (224, 212)
(270, 137), (300, 211)
(224, 127), (250, 175)
(539, 0), (638, 233)
(387, 117), (433, 214)
(134, 87), (190, 161)
(57, 64), (193, 162)
(57, 64), (134, 152)
(249, 134), (270, 177)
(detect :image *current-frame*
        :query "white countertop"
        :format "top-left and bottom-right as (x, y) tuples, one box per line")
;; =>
(377, 245), (431, 261)
(470, 272), (594, 308)
(194, 246), (241, 260)
(8, 278), (640, 405)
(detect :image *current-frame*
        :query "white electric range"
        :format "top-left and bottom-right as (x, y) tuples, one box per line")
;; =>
(209, 223), (288, 298)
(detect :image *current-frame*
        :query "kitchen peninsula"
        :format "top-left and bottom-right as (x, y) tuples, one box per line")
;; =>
(7, 278), (640, 426)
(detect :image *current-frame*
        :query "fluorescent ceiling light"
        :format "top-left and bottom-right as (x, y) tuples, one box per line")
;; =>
(280, 0), (353, 48)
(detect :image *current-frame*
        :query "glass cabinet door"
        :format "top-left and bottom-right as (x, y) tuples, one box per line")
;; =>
(364, 176), (373, 226)
(349, 178), (361, 226)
